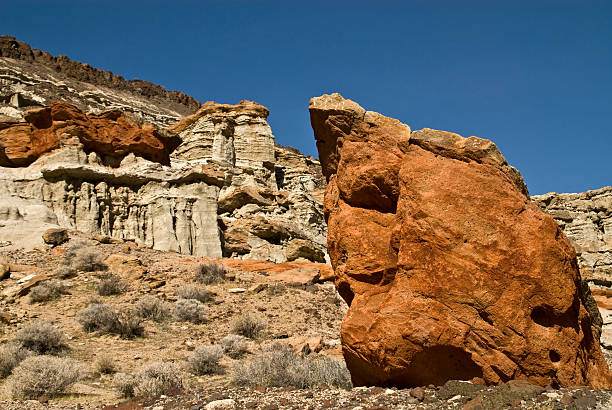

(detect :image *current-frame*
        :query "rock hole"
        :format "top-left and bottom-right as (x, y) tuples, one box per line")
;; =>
(549, 350), (560, 363)
(337, 281), (354, 306)
(478, 310), (494, 326)
(530, 306), (552, 327)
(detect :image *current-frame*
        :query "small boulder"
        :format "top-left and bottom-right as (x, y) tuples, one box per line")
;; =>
(42, 228), (69, 246)
(285, 238), (326, 263)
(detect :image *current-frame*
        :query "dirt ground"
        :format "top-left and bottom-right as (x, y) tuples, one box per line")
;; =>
(0, 231), (346, 407)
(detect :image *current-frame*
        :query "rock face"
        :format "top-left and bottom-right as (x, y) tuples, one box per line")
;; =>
(0, 36), (199, 129)
(0, 102), (180, 167)
(0, 38), (327, 263)
(310, 93), (611, 388)
(170, 100), (275, 168)
(534, 187), (612, 286)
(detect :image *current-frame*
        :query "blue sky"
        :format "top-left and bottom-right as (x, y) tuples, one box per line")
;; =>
(2, 0), (610, 195)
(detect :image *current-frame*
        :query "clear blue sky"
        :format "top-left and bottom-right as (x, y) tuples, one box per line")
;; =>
(2, 1), (610, 195)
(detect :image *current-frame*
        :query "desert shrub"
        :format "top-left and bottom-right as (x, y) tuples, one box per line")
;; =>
(54, 265), (77, 279)
(172, 299), (208, 324)
(232, 344), (351, 389)
(78, 303), (118, 333)
(77, 304), (143, 339)
(176, 285), (213, 303)
(96, 355), (116, 374)
(115, 309), (145, 339)
(186, 345), (224, 375)
(7, 355), (82, 399)
(12, 322), (68, 355)
(96, 274), (128, 296)
(194, 263), (226, 284)
(63, 240), (107, 272)
(29, 280), (69, 303)
(115, 362), (183, 398)
(135, 296), (171, 323)
(0, 344), (32, 378)
(114, 373), (138, 397)
(219, 334), (248, 359)
(231, 312), (266, 339)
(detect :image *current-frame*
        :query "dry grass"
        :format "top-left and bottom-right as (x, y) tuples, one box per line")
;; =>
(186, 345), (224, 375)
(6, 355), (83, 399)
(232, 343), (352, 389)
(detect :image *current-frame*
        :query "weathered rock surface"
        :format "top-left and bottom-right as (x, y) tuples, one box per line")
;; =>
(0, 102), (180, 167)
(0, 35), (199, 129)
(170, 100), (275, 169)
(310, 93), (611, 388)
(0, 38), (327, 263)
(41, 227), (69, 246)
(534, 187), (612, 286)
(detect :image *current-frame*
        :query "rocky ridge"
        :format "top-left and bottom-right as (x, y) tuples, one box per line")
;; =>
(0, 35), (199, 129)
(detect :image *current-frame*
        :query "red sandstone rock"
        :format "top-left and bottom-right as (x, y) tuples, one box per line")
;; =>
(0, 102), (181, 167)
(309, 93), (611, 388)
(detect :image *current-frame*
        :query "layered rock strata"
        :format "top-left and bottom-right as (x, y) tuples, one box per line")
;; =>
(534, 187), (612, 286)
(0, 102), (180, 167)
(310, 93), (611, 388)
(0, 36), (199, 129)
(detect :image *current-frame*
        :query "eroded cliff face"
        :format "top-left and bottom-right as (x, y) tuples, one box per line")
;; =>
(534, 187), (612, 285)
(310, 93), (611, 388)
(0, 37), (326, 263)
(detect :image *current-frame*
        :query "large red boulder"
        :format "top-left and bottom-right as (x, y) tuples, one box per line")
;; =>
(310, 93), (611, 388)
(0, 102), (180, 167)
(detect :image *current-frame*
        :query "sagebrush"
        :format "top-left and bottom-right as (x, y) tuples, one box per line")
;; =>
(135, 296), (171, 323)
(172, 299), (208, 324)
(176, 285), (213, 303)
(115, 361), (183, 398)
(78, 303), (144, 339)
(96, 274), (128, 296)
(231, 312), (266, 339)
(7, 355), (82, 399)
(0, 344), (32, 379)
(186, 345), (224, 375)
(232, 344), (352, 389)
(219, 334), (248, 359)
(194, 263), (226, 284)
(29, 280), (69, 303)
(12, 322), (68, 355)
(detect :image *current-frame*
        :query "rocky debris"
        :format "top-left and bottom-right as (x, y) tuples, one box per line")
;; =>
(41, 228), (69, 246)
(92, 383), (612, 410)
(223, 259), (333, 285)
(0, 35), (199, 129)
(310, 93), (611, 388)
(0, 102), (181, 167)
(534, 186), (612, 286)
